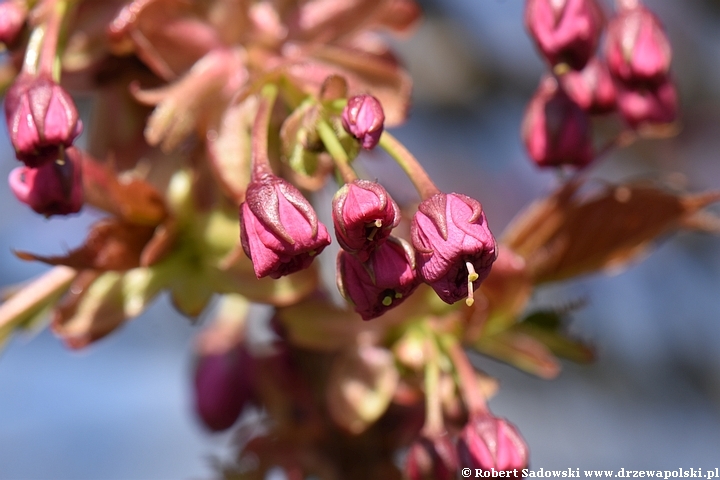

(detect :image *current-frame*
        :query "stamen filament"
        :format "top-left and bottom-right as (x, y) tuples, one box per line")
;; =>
(466, 261), (478, 307)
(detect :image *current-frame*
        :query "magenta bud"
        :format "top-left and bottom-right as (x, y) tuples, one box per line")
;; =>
(194, 343), (253, 432)
(525, 0), (605, 71)
(0, 1), (26, 46)
(615, 75), (677, 128)
(332, 179), (401, 262)
(4, 74), (83, 167)
(341, 94), (385, 150)
(410, 192), (497, 305)
(522, 76), (594, 168)
(405, 434), (459, 480)
(605, 5), (672, 85)
(559, 57), (616, 114)
(337, 237), (419, 320)
(8, 146), (83, 216)
(240, 173), (331, 279)
(457, 415), (529, 473)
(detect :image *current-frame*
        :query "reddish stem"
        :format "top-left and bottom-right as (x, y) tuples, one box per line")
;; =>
(251, 84), (279, 179)
(447, 341), (488, 417)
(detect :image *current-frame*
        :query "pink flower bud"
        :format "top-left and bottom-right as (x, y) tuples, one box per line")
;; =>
(405, 434), (459, 480)
(615, 75), (677, 128)
(240, 173), (331, 279)
(8, 147), (83, 216)
(525, 0), (605, 70)
(605, 5), (672, 85)
(337, 237), (419, 320)
(332, 179), (401, 262)
(4, 74), (83, 167)
(194, 343), (253, 432)
(341, 94), (385, 150)
(0, 1), (26, 46)
(559, 57), (617, 114)
(410, 192), (497, 305)
(522, 76), (593, 168)
(457, 415), (529, 473)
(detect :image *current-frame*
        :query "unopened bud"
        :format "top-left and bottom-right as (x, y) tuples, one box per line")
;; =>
(522, 76), (593, 168)
(341, 94), (385, 150)
(559, 57), (616, 114)
(0, 1), (26, 46)
(525, 0), (605, 71)
(605, 4), (672, 85)
(615, 75), (677, 129)
(4, 74), (83, 167)
(405, 434), (458, 480)
(8, 147), (83, 216)
(457, 414), (529, 473)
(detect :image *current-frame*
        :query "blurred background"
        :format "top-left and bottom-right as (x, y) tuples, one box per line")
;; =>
(2, 0), (720, 477)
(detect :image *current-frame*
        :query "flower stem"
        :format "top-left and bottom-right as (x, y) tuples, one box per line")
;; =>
(379, 132), (440, 200)
(251, 83), (279, 178)
(445, 338), (488, 417)
(317, 119), (356, 183)
(421, 337), (444, 437)
(38, 0), (70, 80)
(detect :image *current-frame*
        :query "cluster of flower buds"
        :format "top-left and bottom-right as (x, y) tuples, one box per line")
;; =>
(405, 414), (528, 478)
(238, 88), (497, 319)
(3, 4), (84, 217)
(523, 0), (677, 169)
(332, 110), (419, 319)
(404, 341), (529, 479)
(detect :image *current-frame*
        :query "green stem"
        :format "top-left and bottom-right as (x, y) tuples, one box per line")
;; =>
(317, 119), (356, 183)
(38, 0), (69, 80)
(421, 337), (444, 437)
(379, 132), (440, 200)
(251, 83), (279, 178)
(444, 338), (488, 417)
(22, 25), (46, 75)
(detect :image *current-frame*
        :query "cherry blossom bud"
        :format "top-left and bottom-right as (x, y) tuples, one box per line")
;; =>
(4, 74), (83, 167)
(522, 76), (593, 168)
(457, 415), (529, 473)
(411, 192), (497, 306)
(337, 237), (418, 320)
(0, 1), (26, 46)
(615, 75), (677, 128)
(240, 173), (331, 279)
(194, 342), (253, 432)
(8, 147), (83, 216)
(525, 0), (605, 71)
(332, 179), (401, 261)
(341, 94), (385, 150)
(605, 5), (672, 85)
(405, 434), (459, 480)
(559, 57), (616, 114)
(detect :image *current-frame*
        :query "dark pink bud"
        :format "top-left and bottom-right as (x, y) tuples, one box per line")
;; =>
(405, 434), (459, 480)
(341, 94), (385, 150)
(8, 146), (83, 216)
(615, 75), (677, 128)
(4, 74), (83, 167)
(410, 192), (497, 305)
(332, 179), (401, 262)
(337, 237), (419, 320)
(559, 57), (616, 114)
(0, 1), (26, 45)
(457, 415), (529, 473)
(525, 0), (604, 70)
(194, 342), (253, 432)
(240, 173), (331, 279)
(522, 76), (593, 168)
(605, 5), (672, 85)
